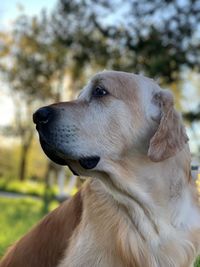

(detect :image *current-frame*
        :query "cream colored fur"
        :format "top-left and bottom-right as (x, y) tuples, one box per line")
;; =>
(2, 71), (199, 267)
(56, 71), (200, 267)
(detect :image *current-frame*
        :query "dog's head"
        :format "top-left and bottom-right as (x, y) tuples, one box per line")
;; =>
(33, 71), (188, 176)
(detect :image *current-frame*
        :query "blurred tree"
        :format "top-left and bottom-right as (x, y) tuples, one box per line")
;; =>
(52, 0), (200, 121)
(91, 0), (200, 84)
(52, 0), (124, 90)
(53, 0), (200, 84)
(0, 12), (67, 180)
(184, 107), (200, 122)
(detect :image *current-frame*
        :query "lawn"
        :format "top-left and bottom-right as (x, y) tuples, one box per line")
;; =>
(0, 196), (58, 258)
(0, 178), (58, 198)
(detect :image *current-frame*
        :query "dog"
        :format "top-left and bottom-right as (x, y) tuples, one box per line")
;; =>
(1, 70), (200, 267)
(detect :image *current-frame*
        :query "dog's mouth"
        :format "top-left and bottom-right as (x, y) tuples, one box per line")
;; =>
(79, 156), (100, 169)
(38, 133), (100, 173)
(39, 136), (69, 166)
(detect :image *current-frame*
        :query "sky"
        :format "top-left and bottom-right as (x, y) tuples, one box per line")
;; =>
(0, 0), (57, 126)
(0, 0), (57, 30)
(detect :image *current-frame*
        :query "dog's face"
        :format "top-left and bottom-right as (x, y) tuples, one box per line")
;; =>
(33, 71), (188, 176)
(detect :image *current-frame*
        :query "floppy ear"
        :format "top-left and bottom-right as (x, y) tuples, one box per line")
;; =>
(148, 90), (189, 162)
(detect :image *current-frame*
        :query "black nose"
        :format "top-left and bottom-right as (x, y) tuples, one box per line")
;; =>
(33, 107), (52, 124)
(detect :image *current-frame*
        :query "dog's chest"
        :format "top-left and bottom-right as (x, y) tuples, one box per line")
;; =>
(57, 218), (198, 267)
(57, 224), (124, 267)
(57, 182), (200, 267)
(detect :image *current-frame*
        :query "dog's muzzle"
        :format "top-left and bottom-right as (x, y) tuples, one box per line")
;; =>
(33, 106), (101, 170)
(33, 106), (70, 165)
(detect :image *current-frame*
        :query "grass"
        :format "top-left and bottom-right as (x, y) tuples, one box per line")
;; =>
(195, 256), (200, 267)
(0, 178), (58, 198)
(0, 177), (78, 199)
(0, 197), (59, 258)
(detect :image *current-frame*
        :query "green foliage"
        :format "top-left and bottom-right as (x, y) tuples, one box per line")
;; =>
(0, 12), (67, 101)
(0, 177), (58, 198)
(0, 144), (18, 179)
(184, 106), (200, 123)
(54, 0), (200, 85)
(0, 197), (43, 257)
(0, 139), (47, 181)
(0, 197), (59, 258)
(195, 257), (200, 267)
(0, 10), (69, 181)
(52, 0), (122, 87)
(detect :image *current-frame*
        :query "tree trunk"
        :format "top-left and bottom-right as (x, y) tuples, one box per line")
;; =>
(43, 161), (61, 213)
(19, 144), (28, 181)
(19, 130), (33, 181)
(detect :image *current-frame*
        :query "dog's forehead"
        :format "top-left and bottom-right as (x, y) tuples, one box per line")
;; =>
(91, 71), (158, 93)
(79, 71), (159, 101)
(91, 71), (138, 88)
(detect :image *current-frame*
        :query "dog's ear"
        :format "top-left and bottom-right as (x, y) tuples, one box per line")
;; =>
(148, 90), (188, 162)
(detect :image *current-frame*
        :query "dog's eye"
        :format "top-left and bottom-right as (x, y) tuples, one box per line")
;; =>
(92, 86), (108, 97)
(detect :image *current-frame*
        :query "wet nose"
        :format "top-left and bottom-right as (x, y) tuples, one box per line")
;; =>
(33, 107), (52, 124)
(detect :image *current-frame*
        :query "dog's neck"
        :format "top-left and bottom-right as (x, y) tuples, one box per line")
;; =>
(96, 145), (199, 230)
(88, 146), (200, 266)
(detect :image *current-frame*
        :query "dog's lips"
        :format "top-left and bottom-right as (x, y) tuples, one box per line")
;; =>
(39, 137), (79, 175)
(79, 157), (100, 169)
(39, 136), (69, 166)
(37, 130), (100, 173)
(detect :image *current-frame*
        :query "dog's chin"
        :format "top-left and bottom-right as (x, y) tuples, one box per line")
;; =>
(39, 137), (80, 175)
(39, 136), (101, 175)
(39, 137), (69, 166)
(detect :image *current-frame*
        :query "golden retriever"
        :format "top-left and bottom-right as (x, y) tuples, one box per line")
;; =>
(1, 70), (200, 267)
